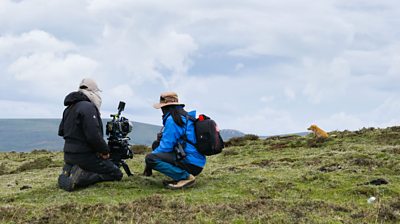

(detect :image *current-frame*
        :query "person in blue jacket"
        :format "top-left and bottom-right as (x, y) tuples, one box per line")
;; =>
(144, 92), (206, 189)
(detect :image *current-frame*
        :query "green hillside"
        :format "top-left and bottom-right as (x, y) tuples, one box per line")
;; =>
(0, 127), (399, 223)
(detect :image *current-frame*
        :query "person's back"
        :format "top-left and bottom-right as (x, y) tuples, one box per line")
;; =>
(59, 91), (108, 154)
(57, 78), (122, 192)
(153, 109), (206, 168)
(144, 92), (206, 189)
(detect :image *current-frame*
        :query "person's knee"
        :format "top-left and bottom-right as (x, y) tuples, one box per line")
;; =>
(145, 153), (158, 168)
(104, 161), (123, 181)
(113, 169), (123, 181)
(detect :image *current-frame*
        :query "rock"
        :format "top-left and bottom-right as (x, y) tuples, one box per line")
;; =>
(20, 185), (32, 190)
(365, 178), (388, 186)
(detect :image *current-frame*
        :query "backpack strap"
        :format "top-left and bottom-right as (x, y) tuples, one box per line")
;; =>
(178, 111), (196, 147)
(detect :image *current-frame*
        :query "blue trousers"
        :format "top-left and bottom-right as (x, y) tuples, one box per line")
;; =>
(145, 152), (202, 181)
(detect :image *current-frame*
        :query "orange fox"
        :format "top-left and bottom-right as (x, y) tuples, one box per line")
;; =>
(307, 124), (329, 139)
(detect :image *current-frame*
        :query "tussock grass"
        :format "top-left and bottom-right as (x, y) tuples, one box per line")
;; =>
(1, 127), (400, 223)
(130, 144), (152, 155)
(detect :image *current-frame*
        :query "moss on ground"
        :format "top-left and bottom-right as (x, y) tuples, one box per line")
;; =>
(0, 127), (399, 223)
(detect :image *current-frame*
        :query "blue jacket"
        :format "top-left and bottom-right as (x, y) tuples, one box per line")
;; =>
(152, 110), (206, 168)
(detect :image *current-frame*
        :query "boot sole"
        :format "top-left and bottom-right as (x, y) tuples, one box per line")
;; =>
(166, 179), (195, 190)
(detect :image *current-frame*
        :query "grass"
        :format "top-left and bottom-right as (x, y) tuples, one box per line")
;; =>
(0, 127), (400, 223)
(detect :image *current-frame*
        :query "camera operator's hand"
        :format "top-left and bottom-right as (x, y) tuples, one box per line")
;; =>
(99, 152), (110, 160)
(151, 140), (160, 151)
(156, 132), (162, 141)
(151, 132), (163, 150)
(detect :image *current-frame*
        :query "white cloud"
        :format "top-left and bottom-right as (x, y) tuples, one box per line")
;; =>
(1, 0), (400, 135)
(302, 57), (351, 104)
(0, 30), (75, 57)
(317, 112), (365, 132)
(260, 96), (274, 103)
(8, 53), (97, 82)
(234, 106), (300, 135)
(284, 87), (296, 100)
(1, 30), (98, 102)
(0, 100), (62, 118)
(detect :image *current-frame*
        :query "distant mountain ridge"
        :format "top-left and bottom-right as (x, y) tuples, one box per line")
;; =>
(0, 119), (245, 152)
(219, 129), (245, 140)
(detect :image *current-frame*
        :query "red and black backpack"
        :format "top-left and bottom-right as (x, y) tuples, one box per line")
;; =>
(184, 113), (224, 156)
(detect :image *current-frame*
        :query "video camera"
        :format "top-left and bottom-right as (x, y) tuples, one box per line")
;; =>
(106, 101), (133, 176)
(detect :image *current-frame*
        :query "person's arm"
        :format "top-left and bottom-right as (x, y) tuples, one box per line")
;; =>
(58, 118), (64, 137)
(58, 108), (68, 137)
(152, 116), (184, 154)
(80, 103), (110, 154)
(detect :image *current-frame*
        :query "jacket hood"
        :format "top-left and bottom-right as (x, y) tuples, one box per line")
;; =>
(64, 91), (91, 106)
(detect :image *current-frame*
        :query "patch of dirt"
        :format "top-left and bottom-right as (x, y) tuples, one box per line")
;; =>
(273, 182), (294, 191)
(318, 163), (342, 172)
(351, 157), (376, 167)
(252, 159), (272, 167)
(222, 150), (239, 156)
(277, 157), (297, 163)
(379, 203), (400, 222)
(269, 143), (288, 150)
(304, 158), (322, 166)
(0, 205), (28, 221)
(307, 139), (325, 148)
(226, 166), (242, 173)
(350, 212), (366, 219)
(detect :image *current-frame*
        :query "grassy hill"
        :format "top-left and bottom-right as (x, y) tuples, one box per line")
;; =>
(0, 127), (399, 223)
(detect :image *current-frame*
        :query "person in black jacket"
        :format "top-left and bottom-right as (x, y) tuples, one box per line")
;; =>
(57, 78), (122, 192)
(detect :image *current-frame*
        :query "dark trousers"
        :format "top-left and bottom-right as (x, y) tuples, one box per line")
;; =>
(64, 152), (123, 187)
(145, 152), (203, 181)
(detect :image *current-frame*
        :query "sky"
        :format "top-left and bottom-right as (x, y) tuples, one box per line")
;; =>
(1, 0), (400, 136)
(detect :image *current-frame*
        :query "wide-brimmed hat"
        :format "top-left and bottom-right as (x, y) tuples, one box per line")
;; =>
(153, 92), (185, 109)
(79, 78), (102, 92)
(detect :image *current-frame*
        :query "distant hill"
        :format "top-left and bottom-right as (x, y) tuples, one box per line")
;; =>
(0, 119), (161, 152)
(0, 119), (246, 152)
(219, 129), (245, 140)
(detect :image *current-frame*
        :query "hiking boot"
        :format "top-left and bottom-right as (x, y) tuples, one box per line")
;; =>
(58, 165), (85, 191)
(58, 164), (75, 191)
(61, 163), (73, 176)
(69, 165), (86, 186)
(58, 173), (74, 192)
(167, 174), (195, 190)
(162, 179), (178, 187)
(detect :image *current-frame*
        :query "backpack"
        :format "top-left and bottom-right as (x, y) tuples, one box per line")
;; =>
(184, 114), (225, 156)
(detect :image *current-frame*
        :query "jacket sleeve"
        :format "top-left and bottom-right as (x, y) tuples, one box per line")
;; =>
(58, 108), (68, 137)
(58, 117), (64, 137)
(80, 103), (110, 154)
(152, 116), (184, 154)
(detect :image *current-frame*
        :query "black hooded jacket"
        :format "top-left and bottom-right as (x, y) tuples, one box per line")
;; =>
(58, 91), (109, 154)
